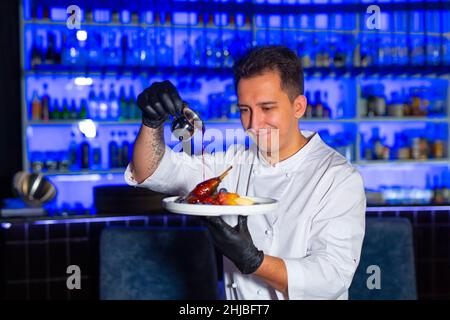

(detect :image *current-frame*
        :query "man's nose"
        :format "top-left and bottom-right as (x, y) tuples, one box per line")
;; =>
(249, 109), (264, 131)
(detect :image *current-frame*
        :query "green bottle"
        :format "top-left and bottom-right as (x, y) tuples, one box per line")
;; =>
(51, 99), (61, 120)
(70, 99), (78, 119)
(118, 86), (128, 121)
(80, 99), (88, 119)
(62, 98), (70, 120)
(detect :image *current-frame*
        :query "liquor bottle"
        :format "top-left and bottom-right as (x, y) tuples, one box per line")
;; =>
(433, 175), (445, 204)
(314, 91), (323, 118)
(157, 32), (173, 66)
(369, 127), (384, 160)
(31, 90), (42, 120)
(399, 88), (410, 116)
(61, 33), (78, 65)
(322, 91), (332, 118)
(121, 131), (130, 167)
(372, 84), (386, 117)
(87, 31), (102, 65)
(304, 91), (314, 119)
(44, 31), (56, 64)
(80, 99), (88, 119)
(432, 124), (445, 159)
(128, 86), (138, 119)
(50, 99), (60, 120)
(91, 133), (102, 170)
(68, 131), (79, 170)
(61, 98), (70, 120)
(106, 31), (121, 66)
(108, 84), (119, 120)
(442, 171), (450, 204)
(143, 29), (156, 66)
(109, 131), (119, 168)
(126, 32), (141, 66)
(98, 85), (108, 120)
(41, 83), (50, 121)
(31, 34), (44, 68)
(387, 91), (404, 117)
(70, 99), (78, 119)
(88, 86), (98, 120)
(118, 86), (128, 120)
(395, 133), (411, 160)
(410, 87), (422, 117)
(80, 136), (91, 169)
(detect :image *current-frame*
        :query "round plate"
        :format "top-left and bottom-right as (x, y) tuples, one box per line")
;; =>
(162, 196), (279, 216)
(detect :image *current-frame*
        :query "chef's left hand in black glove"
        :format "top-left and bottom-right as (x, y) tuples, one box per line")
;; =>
(202, 215), (264, 274)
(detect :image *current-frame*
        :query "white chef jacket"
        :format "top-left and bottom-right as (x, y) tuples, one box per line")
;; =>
(124, 130), (366, 300)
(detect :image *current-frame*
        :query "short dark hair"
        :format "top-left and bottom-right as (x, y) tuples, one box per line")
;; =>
(232, 45), (304, 102)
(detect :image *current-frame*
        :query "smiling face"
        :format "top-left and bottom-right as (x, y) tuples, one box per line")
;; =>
(237, 70), (307, 159)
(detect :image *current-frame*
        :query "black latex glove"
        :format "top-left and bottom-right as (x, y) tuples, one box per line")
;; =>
(137, 80), (184, 128)
(202, 215), (264, 274)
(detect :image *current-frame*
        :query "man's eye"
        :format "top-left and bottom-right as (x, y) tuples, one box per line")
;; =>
(262, 107), (272, 111)
(239, 109), (248, 113)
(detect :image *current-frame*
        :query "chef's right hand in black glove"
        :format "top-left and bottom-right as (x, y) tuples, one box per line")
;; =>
(137, 80), (184, 128)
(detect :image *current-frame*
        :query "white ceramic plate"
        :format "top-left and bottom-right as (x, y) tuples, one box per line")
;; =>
(162, 196), (279, 216)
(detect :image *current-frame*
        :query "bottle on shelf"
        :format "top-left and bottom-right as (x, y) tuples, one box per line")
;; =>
(121, 131), (130, 167)
(313, 91), (323, 118)
(44, 31), (59, 65)
(322, 91), (332, 119)
(98, 85), (108, 120)
(394, 133), (411, 160)
(68, 130), (79, 170)
(31, 34), (44, 68)
(80, 134), (91, 169)
(387, 91), (404, 117)
(128, 86), (139, 120)
(118, 86), (129, 120)
(106, 31), (121, 66)
(157, 31), (173, 66)
(432, 123), (445, 159)
(88, 86), (98, 120)
(108, 84), (119, 120)
(50, 99), (61, 120)
(80, 99), (88, 119)
(87, 31), (103, 65)
(41, 83), (50, 121)
(91, 133), (102, 170)
(70, 99), (78, 119)
(109, 131), (119, 168)
(61, 98), (70, 120)
(30, 90), (42, 120)
(304, 91), (314, 119)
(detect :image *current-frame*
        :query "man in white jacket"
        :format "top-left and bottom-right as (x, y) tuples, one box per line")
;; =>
(125, 45), (366, 300)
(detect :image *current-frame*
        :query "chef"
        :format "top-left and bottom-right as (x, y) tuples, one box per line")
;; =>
(124, 45), (366, 300)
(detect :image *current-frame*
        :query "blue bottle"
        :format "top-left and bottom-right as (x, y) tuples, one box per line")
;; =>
(109, 131), (119, 168)
(108, 84), (119, 120)
(98, 85), (108, 120)
(121, 131), (131, 167)
(88, 86), (98, 120)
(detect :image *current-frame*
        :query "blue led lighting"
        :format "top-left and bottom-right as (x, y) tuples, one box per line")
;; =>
(33, 215), (152, 225)
(367, 206), (450, 212)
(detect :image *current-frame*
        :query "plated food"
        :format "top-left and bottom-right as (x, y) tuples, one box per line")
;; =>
(163, 166), (278, 216)
(177, 166), (254, 206)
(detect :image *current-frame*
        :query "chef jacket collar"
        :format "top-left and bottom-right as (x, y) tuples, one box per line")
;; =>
(255, 130), (319, 172)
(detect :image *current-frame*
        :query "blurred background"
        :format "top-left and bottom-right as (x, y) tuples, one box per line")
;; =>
(0, 0), (449, 300)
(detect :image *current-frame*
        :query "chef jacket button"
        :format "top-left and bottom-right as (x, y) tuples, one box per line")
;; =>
(231, 282), (237, 289)
(285, 172), (291, 178)
(265, 229), (273, 237)
(257, 289), (263, 295)
(252, 169), (258, 175)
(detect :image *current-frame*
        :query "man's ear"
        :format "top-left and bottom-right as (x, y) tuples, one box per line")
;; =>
(293, 95), (307, 119)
